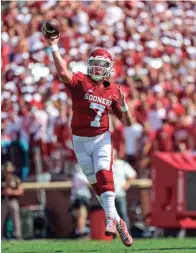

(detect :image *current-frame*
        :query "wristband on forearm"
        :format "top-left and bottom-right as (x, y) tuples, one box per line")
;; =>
(120, 103), (129, 112)
(50, 44), (59, 52)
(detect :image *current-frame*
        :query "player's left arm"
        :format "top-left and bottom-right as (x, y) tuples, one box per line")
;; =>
(112, 85), (133, 127)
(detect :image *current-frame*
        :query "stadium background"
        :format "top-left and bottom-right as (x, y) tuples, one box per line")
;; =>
(1, 0), (196, 239)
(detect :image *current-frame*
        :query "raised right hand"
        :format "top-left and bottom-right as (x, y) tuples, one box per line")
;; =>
(42, 26), (60, 46)
(43, 36), (60, 46)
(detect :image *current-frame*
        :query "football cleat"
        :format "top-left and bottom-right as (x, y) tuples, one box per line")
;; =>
(105, 218), (116, 236)
(116, 219), (133, 247)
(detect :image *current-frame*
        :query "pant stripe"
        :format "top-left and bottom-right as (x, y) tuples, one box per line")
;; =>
(110, 138), (113, 171)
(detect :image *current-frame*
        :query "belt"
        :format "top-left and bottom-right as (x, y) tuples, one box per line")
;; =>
(73, 131), (108, 142)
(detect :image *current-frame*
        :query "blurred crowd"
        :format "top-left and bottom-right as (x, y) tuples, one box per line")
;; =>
(1, 1), (196, 180)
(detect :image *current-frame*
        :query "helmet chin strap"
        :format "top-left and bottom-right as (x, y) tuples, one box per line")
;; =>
(91, 75), (104, 82)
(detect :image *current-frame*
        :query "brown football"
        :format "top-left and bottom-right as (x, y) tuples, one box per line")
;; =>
(42, 19), (61, 39)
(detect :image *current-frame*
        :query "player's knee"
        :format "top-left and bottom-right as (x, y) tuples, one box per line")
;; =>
(96, 169), (114, 194)
(96, 159), (111, 172)
(79, 165), (96, 185)
(86, 174), (96, 185)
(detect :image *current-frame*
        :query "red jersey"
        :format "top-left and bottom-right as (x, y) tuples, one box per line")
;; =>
(174, 126), (192, 150)
(189, 124), (196, 151)
(66, 72), (123, 137)
(155, 124), (174, 152)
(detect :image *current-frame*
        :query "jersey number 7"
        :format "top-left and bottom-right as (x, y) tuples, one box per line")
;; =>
(90, 102), (105, 127)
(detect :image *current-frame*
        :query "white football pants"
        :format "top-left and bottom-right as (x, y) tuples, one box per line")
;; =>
(72, 131), (113, 184)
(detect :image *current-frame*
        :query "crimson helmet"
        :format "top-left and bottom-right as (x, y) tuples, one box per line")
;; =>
(86, 48), (113, 81)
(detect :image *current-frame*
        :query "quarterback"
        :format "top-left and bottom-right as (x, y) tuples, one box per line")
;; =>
(43, 31), (133, 247)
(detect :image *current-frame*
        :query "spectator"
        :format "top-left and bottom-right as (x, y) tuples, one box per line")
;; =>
(173, 115), (192, 152)
(70, 164), (91, 239)
(189, 116), (196, 153)
(148, 100), (166, 131)
(113, 149), (137, 232)
(139, 121), (156, 178)
(1, 162), (24, 239)
(124, 117), (143, 169)
(7, 131), (29, 180)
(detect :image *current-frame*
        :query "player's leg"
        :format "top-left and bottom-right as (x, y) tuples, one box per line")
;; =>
(91, 175), (120, 221)
(72, 136), (119, 231)
(72, 137), (107, 211)
(72, 136), (105, 207)
(72, 138), (96, 186)
(93, 132), (119, 233)
(93, 131), (133, 246)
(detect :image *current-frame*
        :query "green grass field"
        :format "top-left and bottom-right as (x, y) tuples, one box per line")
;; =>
(2, 238), (196, 253)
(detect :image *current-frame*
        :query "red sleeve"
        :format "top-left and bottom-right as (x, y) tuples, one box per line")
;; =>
(66, 71), (85, 90)
(111, 101), (122, 120)
(111, 84), (128, 120)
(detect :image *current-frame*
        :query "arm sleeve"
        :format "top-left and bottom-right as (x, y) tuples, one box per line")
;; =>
(111, 101), (123, 120)
(66, 71), (85, 90)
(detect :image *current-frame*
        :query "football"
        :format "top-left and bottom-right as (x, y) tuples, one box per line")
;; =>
(42, 19), (61, 39)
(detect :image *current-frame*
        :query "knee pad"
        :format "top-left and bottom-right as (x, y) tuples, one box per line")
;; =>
(96, 169), (115, 194)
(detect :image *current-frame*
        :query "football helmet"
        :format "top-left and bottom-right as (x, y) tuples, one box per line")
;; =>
(87, 48), (113, 81)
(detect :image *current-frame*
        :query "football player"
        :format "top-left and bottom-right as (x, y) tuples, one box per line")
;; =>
(43, 34), (133, 247)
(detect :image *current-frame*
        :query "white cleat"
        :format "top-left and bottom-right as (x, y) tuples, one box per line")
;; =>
(105, 218), (116, 236)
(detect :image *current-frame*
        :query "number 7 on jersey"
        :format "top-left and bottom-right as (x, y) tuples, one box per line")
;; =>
(90, 102), (105, 127)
